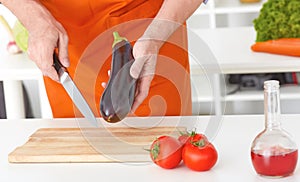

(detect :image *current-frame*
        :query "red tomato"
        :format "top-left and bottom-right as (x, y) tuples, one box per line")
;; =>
(150, 135), (182, 169)
(182, 138), (218, 171)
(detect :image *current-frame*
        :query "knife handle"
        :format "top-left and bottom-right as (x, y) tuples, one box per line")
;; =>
(53, 52), (64, 73)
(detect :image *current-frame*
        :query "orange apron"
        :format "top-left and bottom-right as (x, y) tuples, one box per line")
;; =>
(40, 0), (192, 118)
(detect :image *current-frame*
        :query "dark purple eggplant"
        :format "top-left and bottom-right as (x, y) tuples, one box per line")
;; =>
(100, 32), (136, 123)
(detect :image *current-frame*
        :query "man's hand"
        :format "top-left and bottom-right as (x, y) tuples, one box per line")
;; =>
(130, 38), (160, 113)
(2, 0), (70, 82)
(128, 0), (204, 113)
(27, 19), (69, 82)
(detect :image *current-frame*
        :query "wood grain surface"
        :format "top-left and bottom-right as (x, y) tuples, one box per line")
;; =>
(9, 127), (185, 163)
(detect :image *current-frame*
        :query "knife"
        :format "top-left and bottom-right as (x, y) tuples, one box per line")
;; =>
(53, 52), (98, 127)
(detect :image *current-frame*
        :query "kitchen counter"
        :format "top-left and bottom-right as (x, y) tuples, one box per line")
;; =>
(1, 115), (300, 182)
(189, 26), (300, 74)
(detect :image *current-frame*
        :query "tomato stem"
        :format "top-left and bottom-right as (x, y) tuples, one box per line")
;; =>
(178, 128), (197, 137)
(151, 140), (160, 160)
(177, 128), (188, 136)
(192, 138), (206, 148)
(144, 148), (151, 152)
(190, 130), (197, 137)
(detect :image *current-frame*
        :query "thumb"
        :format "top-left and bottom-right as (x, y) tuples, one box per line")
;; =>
(130, 56), (147, 79)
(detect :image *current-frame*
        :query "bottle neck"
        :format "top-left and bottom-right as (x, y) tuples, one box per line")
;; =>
(264, 84), (281, 129)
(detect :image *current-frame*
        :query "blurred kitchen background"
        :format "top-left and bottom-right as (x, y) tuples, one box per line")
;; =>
(1, 0), (299, 118)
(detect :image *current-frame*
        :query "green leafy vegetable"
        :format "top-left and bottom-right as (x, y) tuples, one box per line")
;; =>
(12, 20), (28, 51)
(253, 0), (300, 42)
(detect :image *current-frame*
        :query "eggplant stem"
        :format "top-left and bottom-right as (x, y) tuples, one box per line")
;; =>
(112, 32), (127, 48)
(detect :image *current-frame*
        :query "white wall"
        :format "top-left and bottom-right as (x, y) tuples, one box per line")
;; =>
(0, 5), (41, 118)
(187, 11), (300, 115)
(0, 5), (16, 26)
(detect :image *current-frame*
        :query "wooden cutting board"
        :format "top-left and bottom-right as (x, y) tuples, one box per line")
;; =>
(8, 127), (185, 163)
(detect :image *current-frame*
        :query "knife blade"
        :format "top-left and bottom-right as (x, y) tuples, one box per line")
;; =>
(53, 52), (98, 127)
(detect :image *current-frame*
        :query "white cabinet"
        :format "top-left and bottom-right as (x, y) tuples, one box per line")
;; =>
(189, 0), (267, 29)
(188, 0), (300, 115)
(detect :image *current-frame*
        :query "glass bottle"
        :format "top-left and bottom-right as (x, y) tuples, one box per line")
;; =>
(250, 80), (298, 178)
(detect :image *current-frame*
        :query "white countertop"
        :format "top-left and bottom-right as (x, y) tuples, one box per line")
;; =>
(189, 27), (300, 74)
(1, 115), (300, 182)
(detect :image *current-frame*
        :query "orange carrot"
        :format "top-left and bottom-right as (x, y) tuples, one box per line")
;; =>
(251, 38), (300, 57)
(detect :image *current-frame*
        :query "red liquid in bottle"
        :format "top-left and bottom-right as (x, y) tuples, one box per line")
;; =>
(251, 81), (298, 178)
(251, 148), (298, 177)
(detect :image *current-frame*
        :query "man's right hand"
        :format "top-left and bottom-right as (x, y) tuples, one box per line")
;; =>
(2, 0), (70, 82)
(27, 17), (69, 82)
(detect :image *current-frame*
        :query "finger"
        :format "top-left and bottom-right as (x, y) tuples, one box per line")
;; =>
(101, 82), (107, 88)
(57, 23), (70, 67)
(45, 46), (60, 81)
(47, 67), (60, 82)
(44, 49), (60, 82)
(130, 55), (148, 79)
(139, 54), (157, 77)
(27, 45), (59, 82)
(101, 70), (110, 89)
(131, 93), (145, 113)
(130, 75), (153, 113)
